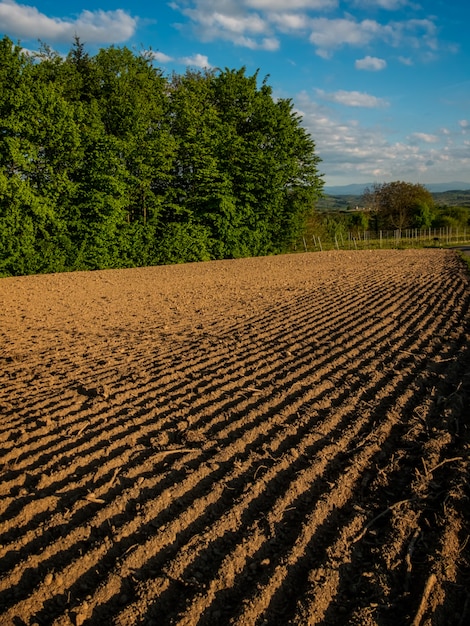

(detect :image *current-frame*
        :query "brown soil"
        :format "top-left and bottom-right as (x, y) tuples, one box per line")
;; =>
(1, 249), (469, 626)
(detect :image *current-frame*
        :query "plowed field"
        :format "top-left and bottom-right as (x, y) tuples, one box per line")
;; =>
(1, 249), (469, 626)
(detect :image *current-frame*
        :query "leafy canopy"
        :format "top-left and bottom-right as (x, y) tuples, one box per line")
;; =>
(0, 36), (323, 276)
(363, 181), (435, 230)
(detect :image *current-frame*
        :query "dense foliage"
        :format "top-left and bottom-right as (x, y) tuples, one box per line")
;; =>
(0, 36), (323, 276)
(305, 184), (469, 247)
(363, 181), (436, 230)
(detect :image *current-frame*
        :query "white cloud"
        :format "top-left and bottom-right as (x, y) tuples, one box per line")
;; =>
(388, 18), (437, 49)
(0, 0), (137, 43)
(171, 0), (336, 50)
(316, 88), (389, 108)
(459, 119), (469, 130)
(259, 37), (280, 50)
(210, 11), (267, 35)
(171, 0), (443, 60)
(172, 1), (280, 48)
(355, 55), (387, 70)
(309, 17), (382, 57)
(218, 34), (280, 50)
(149, 50), (174, 63)
(179, 52), (212, 67)
(246, 0), (336, 8)
(398, 56), (413, 65)
(269, 12), (311, 32)
(352, 0), (411, 9)
(294, 91), (470, 185)
(308, 16), (439, 58)
(409, 132), (439, 143)
(145, 49), (213, 68)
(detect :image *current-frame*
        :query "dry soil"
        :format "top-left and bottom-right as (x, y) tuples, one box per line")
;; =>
(1, 249), (469, 626)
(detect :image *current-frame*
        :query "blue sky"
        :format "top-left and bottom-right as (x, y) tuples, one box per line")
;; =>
(1, 0), (469, 187)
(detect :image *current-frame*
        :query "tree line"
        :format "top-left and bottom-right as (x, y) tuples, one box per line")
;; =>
(0, 36), (323, 276)
(307, 181), (470, 244)
(361, 182), (470, 232)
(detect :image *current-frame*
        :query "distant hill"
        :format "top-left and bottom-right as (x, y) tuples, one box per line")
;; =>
(432, 189), (470, 207)
(318, 188), (470, 211)
(324, 181), (470, 195)
(323, 183), (371, 196)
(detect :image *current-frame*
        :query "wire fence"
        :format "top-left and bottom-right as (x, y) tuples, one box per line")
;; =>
(296, 227), (469, 252)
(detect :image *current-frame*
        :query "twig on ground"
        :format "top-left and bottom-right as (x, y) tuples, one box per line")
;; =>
(399, 349), (422, 358)
(254, 464), (268, 479)
(107, 467), (120, 489)
(75, 422), (90, 437)
(411, 573), (437, 626)
(428, 456), (463, 475)
(152, 448), (197, 461)
(352, 498), (411, 544)
(84, 493), (105, 504)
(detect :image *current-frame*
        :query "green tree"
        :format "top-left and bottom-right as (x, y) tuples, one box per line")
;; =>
(155, 222), (213, 265)
(409, 200), (434, 228)
(0, 37), (78, 273)
(165, 69), (229, 257)
(70, 110), (128, 269)
(363, 181), (435, 230)
(0, 170), (69, 275)
(433, 205), (470, 229)
(0, 37), (323, 274)
(211, 68), (323, 255)
(91, 46), (177, 265)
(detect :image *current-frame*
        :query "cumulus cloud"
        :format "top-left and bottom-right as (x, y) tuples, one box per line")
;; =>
(146, 49), (212, 68)
(171, 0), (442, 61)
(0, 0), (137, 43)
(246, 0), (336, 8)
(309, 17), (382, 57)
(171, 0), (335, 50)
(208, 12), (267, 35)
(268, 12), (312, 32)
(172, 1), (282, 49)
(294, 91), (470, 185)
(308, 15), (437, 57)
(388, 18), (437, 49)
(179, 52), (212, 67)
(409, 132), (439, 143)
(355, 55), (387, 70)
(148, 50), (174, 63)
(316, 88), (389, 108)
(351, 0), (411, 9)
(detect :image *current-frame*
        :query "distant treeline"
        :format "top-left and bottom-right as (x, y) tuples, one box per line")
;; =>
(0, 36), (323, 276)
(318, 189), (470, 212)
(307, 203), (470, 246)
(300, 180), (470, 249)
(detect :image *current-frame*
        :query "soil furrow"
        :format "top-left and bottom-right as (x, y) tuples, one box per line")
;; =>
(0, 249), (468, 626)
